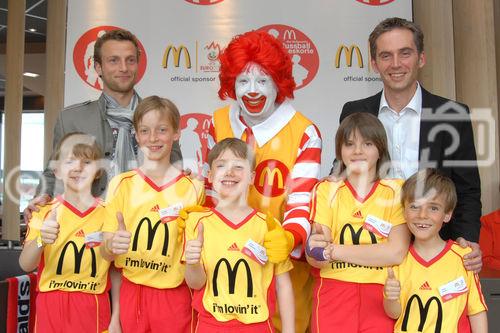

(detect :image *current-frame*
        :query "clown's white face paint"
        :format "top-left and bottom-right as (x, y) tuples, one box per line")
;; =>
(235, 63), (278, 126)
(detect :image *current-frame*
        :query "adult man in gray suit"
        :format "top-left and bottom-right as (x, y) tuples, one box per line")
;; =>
(25, 29), (182, 219)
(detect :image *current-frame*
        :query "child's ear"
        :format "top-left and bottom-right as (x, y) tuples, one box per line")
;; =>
(207, 169), (213, 184)
(173, 129), (181, 141)
(53, 165), (62, 180)
(443, 211), (453, 223)
(250, 171), (256, 184)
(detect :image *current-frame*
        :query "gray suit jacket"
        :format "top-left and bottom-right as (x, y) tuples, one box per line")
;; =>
(39, 94), (183, 197)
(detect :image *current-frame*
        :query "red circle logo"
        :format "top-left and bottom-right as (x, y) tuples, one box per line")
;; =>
(73, 26), (147, 91)
(184, 0), (224, 5)
(355, 0), (395, 6)
(258, 24), (319, 90)
(180, 113), (212, 175)
(254, 159), (289, 197)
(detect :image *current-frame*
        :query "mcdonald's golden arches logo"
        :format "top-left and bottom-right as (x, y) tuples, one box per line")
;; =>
(162, 45), (192, 69)
(335, 44), (364, 68)
(254, 159), (289, 197)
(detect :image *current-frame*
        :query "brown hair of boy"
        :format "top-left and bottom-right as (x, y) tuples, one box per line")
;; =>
(133, 96), (180, 132)
(53, 132), (104, 179)
(402, 168), (457, 213)
(334, 112), (391, 179)
(207, 138), (255, 170)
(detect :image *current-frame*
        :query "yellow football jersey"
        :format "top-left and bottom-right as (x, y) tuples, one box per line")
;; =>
(310, 179), (405, 284)
(104, 169), (204, 288)
(184, 209), (292, 324)
(25, 196), (111, 294)
(211, 105), (320, 245)
(393, 241), (487, 333)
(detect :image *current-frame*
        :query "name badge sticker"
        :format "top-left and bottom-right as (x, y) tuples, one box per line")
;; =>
(159, 202), (184, 223)
(242, 239), (268, 265)
(85, 231), (103, 248)
(438, 276), (468, 302)
(363, 215), (392, 238)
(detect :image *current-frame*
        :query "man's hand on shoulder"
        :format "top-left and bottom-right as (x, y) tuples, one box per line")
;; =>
(457, 237), (482, 273)
(23, 194), (52, 224)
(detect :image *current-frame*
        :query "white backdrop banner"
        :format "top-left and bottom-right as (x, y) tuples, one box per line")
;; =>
(65, 0), (412, 176)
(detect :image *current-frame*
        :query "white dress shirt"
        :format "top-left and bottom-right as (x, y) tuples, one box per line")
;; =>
(378, 83), (422, 179)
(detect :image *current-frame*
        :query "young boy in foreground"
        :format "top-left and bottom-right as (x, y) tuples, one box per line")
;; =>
(184, 138), (295, 332)
(384, 168), (488, 333)
(19, 132), (111, 332)
(102, 96), (204, 332)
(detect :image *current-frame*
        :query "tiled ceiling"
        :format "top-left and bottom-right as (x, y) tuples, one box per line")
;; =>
(0, 0), (47, 44)
(0, 0), (47, 100)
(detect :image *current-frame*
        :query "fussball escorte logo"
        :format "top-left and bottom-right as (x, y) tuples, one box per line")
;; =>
(355, 0), (395, 6)
(184, 0), (224, 5)
(258, 24), (319, 90)
(73, 25), (147, 90)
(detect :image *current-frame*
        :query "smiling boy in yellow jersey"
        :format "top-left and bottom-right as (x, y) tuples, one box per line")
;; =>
(102, 96), (204, 333)
(19, 133), (112, 333)
(384, 169), (487, 333)
(184, 138), (295, 333)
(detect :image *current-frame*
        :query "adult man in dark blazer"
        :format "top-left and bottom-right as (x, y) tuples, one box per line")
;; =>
(338, 17), (482, 270)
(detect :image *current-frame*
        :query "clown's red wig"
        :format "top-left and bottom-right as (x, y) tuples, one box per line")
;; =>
(218, 30), (296, 103)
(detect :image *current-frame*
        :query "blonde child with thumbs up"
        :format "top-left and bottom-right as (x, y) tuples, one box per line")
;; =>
(306, 113), (410, 333)
(183, 138), (295, 333)
(19, 132), (112, 333)
(101, 96), (204, 333)
(383, 169), (487, 333)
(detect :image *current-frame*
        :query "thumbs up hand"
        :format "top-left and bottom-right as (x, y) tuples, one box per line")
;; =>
(40, 208), (59, 244)
(109, 212), (131, 255)
(306, 223), (332, 262)
(185, 223), (204, 265)
(263, 213), (294, 264)
(384, 267), (401, 301)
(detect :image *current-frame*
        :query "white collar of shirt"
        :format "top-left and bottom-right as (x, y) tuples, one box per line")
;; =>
(379, 82), (422, 116)
(228, 100), (296, 147)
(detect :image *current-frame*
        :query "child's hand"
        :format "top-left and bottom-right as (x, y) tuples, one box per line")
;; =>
(308, 223), (331, 249)
(108, 212), (131, 255)
(384, 267), (400, 300)
(40, 209), (59, 244)
(306, 223), (331, 261)
(185, 223), (204, 265)
(324, 244), (334, 261)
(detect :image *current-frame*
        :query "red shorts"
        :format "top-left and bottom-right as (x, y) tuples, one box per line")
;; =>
(312, 278), (395, 333)
(194, 317), (274, 333)
(35, 290), (110, 333)
(119, 277), (194, 333)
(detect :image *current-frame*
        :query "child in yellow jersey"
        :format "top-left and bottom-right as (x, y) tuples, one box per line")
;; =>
(306, 112), (410, 333)
(19, 132), (111, 333)
(384, 169), (488, 333)
(184, 138), (295, 333)
(101, 96), (205, 333)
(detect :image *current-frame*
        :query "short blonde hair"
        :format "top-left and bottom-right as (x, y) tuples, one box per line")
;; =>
(133, 96), (180, 131)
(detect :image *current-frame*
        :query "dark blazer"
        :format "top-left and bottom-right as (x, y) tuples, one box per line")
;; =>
(339, 87), (481, 242)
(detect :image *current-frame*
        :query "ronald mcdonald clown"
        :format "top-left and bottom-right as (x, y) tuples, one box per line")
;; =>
(205, 30), (322, 332)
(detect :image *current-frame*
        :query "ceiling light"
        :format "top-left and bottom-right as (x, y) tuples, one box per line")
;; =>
(23, 72), (39, 78)
(28, 28), (37, 32)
